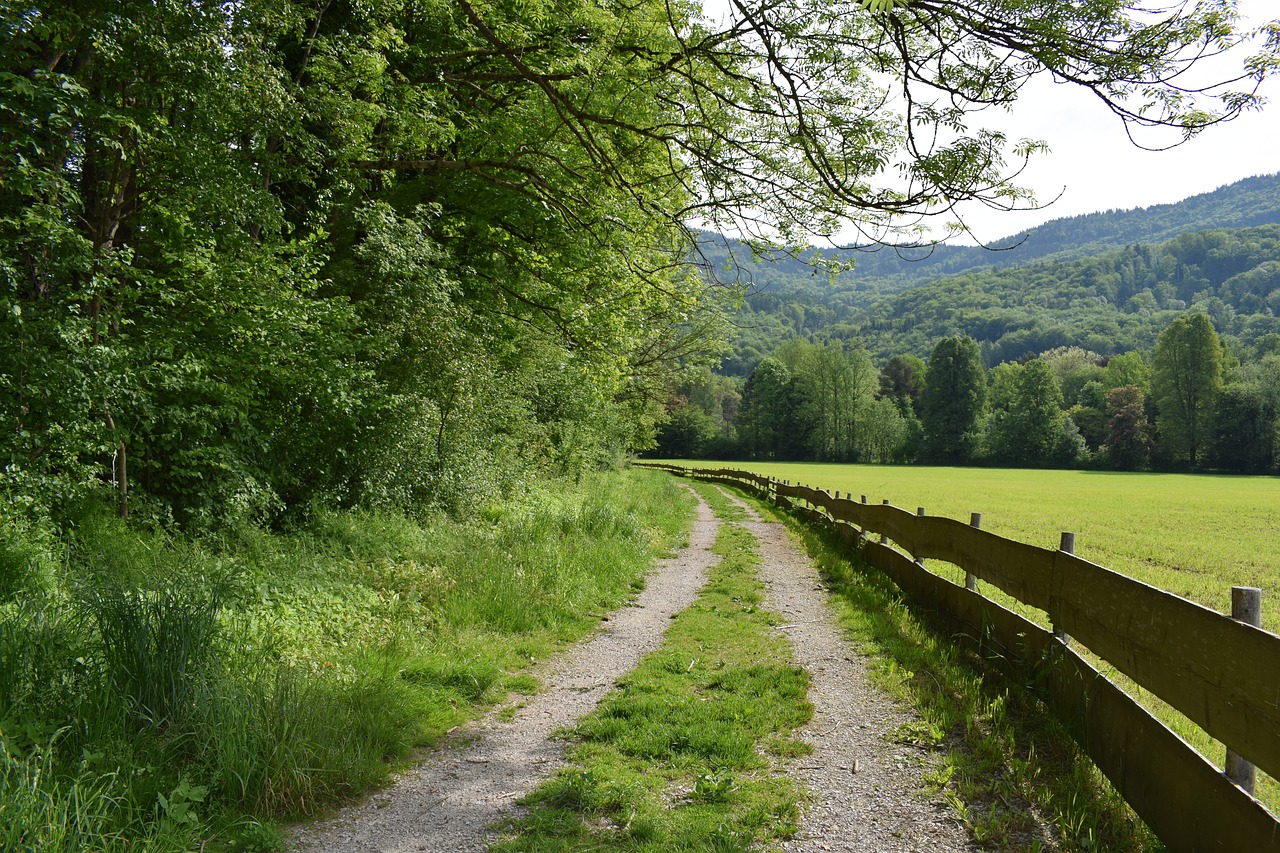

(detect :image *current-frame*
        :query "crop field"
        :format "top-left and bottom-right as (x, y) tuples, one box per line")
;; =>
(679, 462), (1280, 633)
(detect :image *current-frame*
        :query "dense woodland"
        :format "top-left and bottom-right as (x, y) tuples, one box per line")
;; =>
(655, 177), (1280, 473)
(3, 0), (1280, 847)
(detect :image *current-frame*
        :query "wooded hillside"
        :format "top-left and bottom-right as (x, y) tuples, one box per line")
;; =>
(659, 177), (1280, 473)
(714, 173), (1280, 373)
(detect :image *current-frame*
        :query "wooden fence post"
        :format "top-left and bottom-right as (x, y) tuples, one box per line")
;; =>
(1055, 532), (1075, 644)
(880, 499), (889, 543)
(1225, 586), (1262, 794)
(966, 513), (981, 591)
(914, 507), (925, 566)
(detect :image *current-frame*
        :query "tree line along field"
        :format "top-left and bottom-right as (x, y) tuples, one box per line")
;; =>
(656, 314), (1280, 476)
(677, 462), (1280, 634)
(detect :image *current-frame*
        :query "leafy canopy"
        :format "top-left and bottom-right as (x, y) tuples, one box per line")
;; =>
(2, 0), (1275, 521)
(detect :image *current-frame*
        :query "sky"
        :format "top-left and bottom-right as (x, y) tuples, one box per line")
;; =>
(942, 0), (1280, 246)
(697, 0), (1280, 247)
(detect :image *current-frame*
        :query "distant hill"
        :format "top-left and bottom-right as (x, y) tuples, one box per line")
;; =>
(701, 172), (1280, 294)
(703, 173), (1280, 375)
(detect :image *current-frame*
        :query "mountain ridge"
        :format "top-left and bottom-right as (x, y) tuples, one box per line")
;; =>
(700, 171), (1280, 294)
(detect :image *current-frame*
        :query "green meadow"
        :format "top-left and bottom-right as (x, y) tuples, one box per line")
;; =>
(674, 461), (1280, 815)
(680, 463), (1280, 633)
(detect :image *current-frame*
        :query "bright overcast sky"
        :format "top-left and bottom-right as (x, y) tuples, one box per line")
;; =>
(696, 0), (1280, 247)
(942, 0), (1280, 246)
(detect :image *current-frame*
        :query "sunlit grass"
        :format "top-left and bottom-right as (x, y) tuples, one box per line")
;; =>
(0, 468), (694, 851)
(492, 500), (811, 852)
(679, 462), (1280, 632)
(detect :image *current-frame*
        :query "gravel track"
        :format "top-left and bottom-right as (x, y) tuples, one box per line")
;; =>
(714, 487), (981, 853)
(287, 488), (720, 852)
(288, 482), (984, 852)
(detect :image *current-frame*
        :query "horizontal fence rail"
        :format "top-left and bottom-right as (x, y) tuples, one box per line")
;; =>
(638, 462), (1280, 852)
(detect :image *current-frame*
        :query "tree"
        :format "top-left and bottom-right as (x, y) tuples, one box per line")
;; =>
(1151, 313), (1227, 466)
(4, 0), (1276, 524)
(737, 358), (794, 459)
(879, 355), (927, 417)
(1210, 354), (1280, 472)
(1040, 347), (1104, 407)
(654, 402), (719, 459)
(1209, 385), (1276, 472)
(1103, 385), (1153, 469)
(984, 360), (1068, 466)
(920, 337), (986, 464)
(859, 398), (915, 464)
(781, 340), (879, 461)
(1102, 351), (1152, 392)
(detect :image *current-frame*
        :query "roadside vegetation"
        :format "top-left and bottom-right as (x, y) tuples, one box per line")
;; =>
(0, 469), (692, 852)
(757, 492), (1162, 851)
(686, 466), (1280, 827)
(493, 485), (811, 852)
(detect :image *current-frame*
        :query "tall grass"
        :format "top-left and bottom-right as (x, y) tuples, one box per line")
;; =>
(79, 575), (228, 732)
(0, 468), (692, 851)
(1, 737), (128, 852)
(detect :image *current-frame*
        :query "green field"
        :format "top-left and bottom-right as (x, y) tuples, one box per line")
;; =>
(679, 462), (1280, 634)
(672, 460), (1280, 818)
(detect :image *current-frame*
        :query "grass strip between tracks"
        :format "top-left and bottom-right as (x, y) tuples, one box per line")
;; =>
(492, 486), (811, 852)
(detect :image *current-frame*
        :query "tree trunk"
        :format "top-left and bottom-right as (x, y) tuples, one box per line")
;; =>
(104, 409), (128, 519)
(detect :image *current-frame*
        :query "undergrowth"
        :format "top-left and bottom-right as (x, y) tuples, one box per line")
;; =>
(0, 468), (691, 851)
(492, 499), (812, 852)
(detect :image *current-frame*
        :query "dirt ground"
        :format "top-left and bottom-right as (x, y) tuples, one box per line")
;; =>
(287, 485), (982, 852)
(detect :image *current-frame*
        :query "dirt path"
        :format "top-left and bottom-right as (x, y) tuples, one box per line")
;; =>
(715, 488), (980, 853)
(287, 488), (720, 852)
(288, 483), (979, 852)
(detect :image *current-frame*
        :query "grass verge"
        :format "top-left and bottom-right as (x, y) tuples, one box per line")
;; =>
(491, 496), (812, 852)
(739, 491), (1161, 852)
(0, 468), (692, 851)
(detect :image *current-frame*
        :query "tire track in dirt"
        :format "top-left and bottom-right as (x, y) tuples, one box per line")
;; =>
(288, 487), (719, 852)
(714, 487), (982, 853)
(290, 481), (997, 852)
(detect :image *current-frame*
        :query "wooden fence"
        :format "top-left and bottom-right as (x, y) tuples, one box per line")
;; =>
(640, 462), (1280, 852)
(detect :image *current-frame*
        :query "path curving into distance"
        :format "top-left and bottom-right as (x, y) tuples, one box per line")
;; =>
(714, 487), (983, 852)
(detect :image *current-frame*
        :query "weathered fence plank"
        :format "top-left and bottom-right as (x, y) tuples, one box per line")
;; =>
(1042, 641), (1280, 852)
(850, 523), (1280, 852)
(1048, 552), (1280, 783)
(642, 463), (1280, 815)
(836, 518), (1280, 851)
(910, 515), (1057, 611)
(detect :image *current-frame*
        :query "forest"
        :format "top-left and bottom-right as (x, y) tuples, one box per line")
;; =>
(3, 0), (1279, 848)
(656, 305), (1280, 474)
(656, 179), (1280, 473)
(714, 174), (1280, 373)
